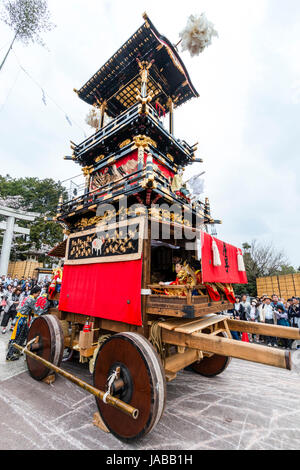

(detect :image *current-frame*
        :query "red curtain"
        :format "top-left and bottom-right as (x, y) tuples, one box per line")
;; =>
(58, 260), (143, 326)
(201, 232), (248, 284)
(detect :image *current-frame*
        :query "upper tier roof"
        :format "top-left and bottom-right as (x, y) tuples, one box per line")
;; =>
(76, 14), (199, 118)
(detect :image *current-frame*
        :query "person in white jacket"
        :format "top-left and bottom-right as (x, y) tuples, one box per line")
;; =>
(260, 296), (277, 347)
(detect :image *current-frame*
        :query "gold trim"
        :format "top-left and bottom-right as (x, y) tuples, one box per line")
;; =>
(133, 135), (157, 149)
(119, 139), (131, 149)
(95, 154), (105, 163)
(65, 216), (145, 266)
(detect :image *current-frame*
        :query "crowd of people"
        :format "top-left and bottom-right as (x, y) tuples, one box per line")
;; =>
(228, 293), (300, 348)
(0, 274), (50, 336)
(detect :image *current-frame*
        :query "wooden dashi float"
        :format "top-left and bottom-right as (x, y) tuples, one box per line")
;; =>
(14, 14), (300, 442)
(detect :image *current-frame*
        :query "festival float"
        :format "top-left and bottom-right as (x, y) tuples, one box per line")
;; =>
(12, 13), (300, 441)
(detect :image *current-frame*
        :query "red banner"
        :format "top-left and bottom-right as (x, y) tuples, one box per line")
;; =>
(201, 232), (248, 284)
(58, 260), (143, 326)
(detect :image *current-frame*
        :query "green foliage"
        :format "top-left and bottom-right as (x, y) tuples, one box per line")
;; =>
(0, 174), (66, 214)
(1, 0), (55, 46)
(276, 265), (296, 275)
(0, 174), (67, 263)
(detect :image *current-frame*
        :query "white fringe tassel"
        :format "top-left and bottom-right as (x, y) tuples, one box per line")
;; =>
(212, 239), (221, 267)
(237, 250), (246, 271)
(179, 13), (218, 57)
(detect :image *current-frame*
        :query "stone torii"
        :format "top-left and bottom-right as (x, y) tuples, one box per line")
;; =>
(0, 205), (39, 276)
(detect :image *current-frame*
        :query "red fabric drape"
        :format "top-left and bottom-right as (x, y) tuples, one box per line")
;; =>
(201, 232), (248, 284)
(58, 260), (143, 326)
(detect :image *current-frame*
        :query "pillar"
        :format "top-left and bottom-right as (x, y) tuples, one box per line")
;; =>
(0, 216), (15, 276)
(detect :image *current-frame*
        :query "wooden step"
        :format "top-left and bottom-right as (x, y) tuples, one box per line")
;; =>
(158, 314), (226, 334)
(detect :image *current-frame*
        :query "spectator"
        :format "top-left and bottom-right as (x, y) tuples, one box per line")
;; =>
(20, 276), (26, 289)
(233, 296), (241, 319)
(23, 283), (31, 296)
(257, 295), (267, 343)
(247, 299), (260, 322)
(247, 299), (260, 342)
(260, 296), (277, 347)
(228, 296), (241, 340)
(0, 284), (6, 318)
(275, 304), (290, 349)
(288, 297), (300, 329)
(239, 294), (250, 321)
(271, 294), (285, 312)
(1, 287), (21, 334)
(3, 284), (13, 297)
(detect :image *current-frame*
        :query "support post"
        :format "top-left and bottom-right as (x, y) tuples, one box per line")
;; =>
(99, 100), (107, 129)
(167, 97), (174, 135)
(0, 216), (15, 275)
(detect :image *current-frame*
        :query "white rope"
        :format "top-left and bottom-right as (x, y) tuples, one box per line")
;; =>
(20, 336), (38, 355)
(102, 369), (119, 404)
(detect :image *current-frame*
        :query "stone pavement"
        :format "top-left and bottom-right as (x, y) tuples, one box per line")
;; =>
(1, 330), (300, 450)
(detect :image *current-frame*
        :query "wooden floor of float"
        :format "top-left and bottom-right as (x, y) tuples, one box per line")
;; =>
(158, 314), (227, 334)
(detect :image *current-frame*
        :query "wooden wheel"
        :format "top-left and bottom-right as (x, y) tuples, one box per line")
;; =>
(26, 315), (64, 381)
(190, 332), (231, 377)
(93, 332), (166, 441)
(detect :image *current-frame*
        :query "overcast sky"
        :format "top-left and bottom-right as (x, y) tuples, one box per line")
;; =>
(0, 0), (299, 267)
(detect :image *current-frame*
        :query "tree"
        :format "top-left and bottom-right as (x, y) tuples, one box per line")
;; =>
(0, 0), (55, 71)
(0, 174), (68, 263)
(276, 265), (296, 275)
(234, 239), (290, 297)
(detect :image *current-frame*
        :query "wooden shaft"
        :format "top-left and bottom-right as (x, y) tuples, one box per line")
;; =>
(164, 348), (200, 373)
(227, 319), (300, 340)
(161, 329), (291, 370)
(100, 100), (107, 128)
(12, 343), (139, 419)
(167, 97), (174, 135)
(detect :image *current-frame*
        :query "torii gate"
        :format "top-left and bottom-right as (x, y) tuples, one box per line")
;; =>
(0, 205), (39, 276)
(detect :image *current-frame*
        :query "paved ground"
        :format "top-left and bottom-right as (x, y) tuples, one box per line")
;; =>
(1, 329), (300, 451)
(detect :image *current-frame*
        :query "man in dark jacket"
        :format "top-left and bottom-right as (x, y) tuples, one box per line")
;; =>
(288, 297), (300, 328)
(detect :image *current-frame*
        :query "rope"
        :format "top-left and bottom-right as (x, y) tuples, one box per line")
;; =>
(11, 49), (87, 137)
(89, 334), (111, 374)
(0, 68), (21, 112)
(103, 369), (119, 404)
(149, 320), (166, 362)
(20, 336), (38, 355)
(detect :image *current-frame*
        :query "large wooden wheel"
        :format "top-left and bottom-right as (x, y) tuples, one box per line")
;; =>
(26, 315), (64, 381)
(190, 332), (231, 377)
(93, 332), (166, 441)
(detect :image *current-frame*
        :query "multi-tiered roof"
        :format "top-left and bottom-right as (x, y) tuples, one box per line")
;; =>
(56, 14), (219, 237)
(75, 14), (199, 117)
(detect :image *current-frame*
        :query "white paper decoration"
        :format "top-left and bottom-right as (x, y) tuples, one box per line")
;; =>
(237, 249), (246, 272)
(212, 238), (222, 267)
(179, 13), (218, 57)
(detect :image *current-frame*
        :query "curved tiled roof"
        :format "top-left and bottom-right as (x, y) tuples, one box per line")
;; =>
(76, 14), (199, 117)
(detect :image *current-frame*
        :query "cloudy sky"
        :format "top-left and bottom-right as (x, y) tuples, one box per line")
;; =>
(0, 0), (299, 267)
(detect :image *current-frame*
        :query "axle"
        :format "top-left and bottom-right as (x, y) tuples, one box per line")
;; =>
(12, 341), (139, 420)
